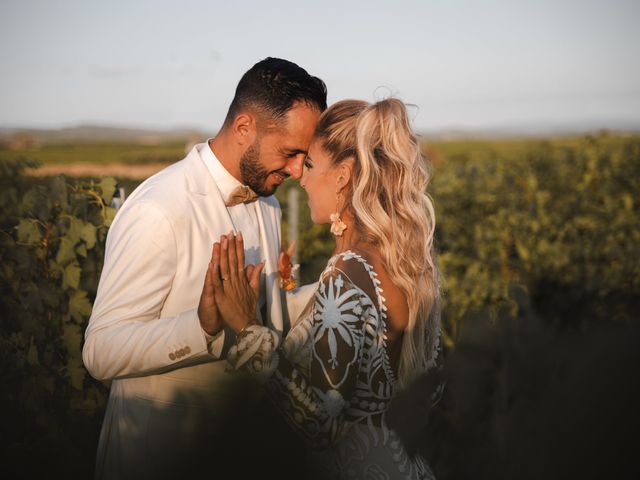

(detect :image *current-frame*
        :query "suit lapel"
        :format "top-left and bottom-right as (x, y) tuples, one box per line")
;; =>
(184, 144), (236, 237)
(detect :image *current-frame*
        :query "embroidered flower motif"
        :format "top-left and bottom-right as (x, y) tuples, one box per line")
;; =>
(313, 274), (362, 381)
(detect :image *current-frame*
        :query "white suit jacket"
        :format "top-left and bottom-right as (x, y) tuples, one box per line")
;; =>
(82, 144), (309, 479)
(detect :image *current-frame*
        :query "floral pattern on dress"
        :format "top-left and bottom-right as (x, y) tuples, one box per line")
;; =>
(226, 251), (437, 479)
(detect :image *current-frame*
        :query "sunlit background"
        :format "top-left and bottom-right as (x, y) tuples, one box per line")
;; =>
(1, 0), (639, 134)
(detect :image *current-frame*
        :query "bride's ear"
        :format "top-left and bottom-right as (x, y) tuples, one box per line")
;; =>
(336, 159), (353, 191)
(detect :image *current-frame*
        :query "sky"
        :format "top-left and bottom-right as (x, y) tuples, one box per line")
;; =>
(1, 0), (639, 133)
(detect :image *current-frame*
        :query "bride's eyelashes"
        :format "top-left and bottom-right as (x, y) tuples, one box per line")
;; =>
(303, 156), (313, 169)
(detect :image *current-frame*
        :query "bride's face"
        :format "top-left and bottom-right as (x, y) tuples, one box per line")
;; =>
(300, 140), (341, 224)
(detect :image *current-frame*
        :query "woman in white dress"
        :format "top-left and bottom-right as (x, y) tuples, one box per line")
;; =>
(208, 98), (441, 479)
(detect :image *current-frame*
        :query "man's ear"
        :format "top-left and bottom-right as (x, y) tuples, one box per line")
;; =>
(230, 112), (257, 146)
(336, 159), (353, 191)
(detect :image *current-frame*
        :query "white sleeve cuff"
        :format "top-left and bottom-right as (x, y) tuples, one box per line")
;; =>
(201, 324), (225, 359)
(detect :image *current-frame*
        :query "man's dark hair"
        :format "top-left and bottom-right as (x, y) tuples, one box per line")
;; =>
(224, 57), (327, 127)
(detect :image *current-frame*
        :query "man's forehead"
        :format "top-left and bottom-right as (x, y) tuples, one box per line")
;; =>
(284, 105), (320, 133)
(266, 107), (319, 142)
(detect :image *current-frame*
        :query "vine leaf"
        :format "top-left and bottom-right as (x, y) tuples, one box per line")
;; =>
(76, 243), (88, 258)
(63, 262), (82, 290)
(104, 207), (117, 227)
(49, 175), (69, 210)
(98, 177), (117, 205)
(17, 219), (42, 244)
(56, 237), (76, 267)
(65, 216), (84, 244)
(68, 289), (92, 322)
(80, 222), (97, 249)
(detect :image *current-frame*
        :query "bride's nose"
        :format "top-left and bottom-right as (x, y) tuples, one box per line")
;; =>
(300, 167), (309, 189)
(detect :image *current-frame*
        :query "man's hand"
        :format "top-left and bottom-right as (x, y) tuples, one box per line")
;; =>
(211, 232), (265, 334)
(198, 243), (223, 336)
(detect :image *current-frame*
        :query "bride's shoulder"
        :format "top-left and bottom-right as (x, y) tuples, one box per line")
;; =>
(322, 249), (382, 298)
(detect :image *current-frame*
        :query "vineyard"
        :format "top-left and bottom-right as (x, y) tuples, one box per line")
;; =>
(1, 133), (639, 478)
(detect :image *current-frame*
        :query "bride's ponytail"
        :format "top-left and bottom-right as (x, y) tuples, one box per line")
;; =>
(314, 98), (441, 386)
(353, 99), (440, 386)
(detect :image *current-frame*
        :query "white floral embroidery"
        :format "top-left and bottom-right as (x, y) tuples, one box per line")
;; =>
(226, 251), (435, 479)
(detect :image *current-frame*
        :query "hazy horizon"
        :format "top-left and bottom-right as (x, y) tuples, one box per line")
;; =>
(2, 117), (639, 137)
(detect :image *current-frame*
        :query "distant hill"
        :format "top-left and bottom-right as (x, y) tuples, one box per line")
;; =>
(420, 118), (640, 140)
(1, 120), (638, 145)
(0, 125), (210, 145)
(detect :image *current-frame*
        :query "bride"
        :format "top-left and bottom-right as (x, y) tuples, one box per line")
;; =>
(206, 98), (441, 479)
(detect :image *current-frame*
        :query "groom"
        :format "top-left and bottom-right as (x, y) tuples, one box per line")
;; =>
(83, 57), (326, 479)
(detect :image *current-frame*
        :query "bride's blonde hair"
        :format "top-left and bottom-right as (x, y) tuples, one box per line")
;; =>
(314, 98), (441, 386)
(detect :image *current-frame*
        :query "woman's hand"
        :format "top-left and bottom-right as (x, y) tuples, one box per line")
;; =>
(210, 231), (265, 334)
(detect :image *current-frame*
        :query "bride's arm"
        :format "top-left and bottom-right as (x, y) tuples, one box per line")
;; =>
(227, 263), (373, 449)
(211, 234), (375, 448)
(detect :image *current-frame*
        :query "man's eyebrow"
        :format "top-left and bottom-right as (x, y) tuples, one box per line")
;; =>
(282, 148), (307, 155)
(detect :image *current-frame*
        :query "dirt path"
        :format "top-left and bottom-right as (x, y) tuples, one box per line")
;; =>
(26, 162), (170, 180)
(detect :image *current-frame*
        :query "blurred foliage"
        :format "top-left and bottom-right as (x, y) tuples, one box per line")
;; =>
(0, 158), (114, 477)
(430, 133), (640, 344)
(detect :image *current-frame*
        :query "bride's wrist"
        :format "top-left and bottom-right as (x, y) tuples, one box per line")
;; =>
(236, 320), (258, 336)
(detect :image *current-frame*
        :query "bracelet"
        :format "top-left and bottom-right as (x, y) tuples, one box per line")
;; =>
(237, 321), (258, 336)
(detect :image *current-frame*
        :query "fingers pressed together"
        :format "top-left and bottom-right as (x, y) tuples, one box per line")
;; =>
(207, 231), (266, 333)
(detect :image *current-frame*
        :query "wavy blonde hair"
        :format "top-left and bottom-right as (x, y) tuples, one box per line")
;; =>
(315, 98), (441, 386)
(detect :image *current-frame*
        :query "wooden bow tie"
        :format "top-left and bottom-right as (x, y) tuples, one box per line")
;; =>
(225, 185), (258, 207)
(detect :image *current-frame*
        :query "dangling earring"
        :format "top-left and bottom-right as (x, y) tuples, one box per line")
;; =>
(330, 190), (347, 237)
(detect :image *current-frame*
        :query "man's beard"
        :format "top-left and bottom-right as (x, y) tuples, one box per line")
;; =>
(239, 139), (286, 196)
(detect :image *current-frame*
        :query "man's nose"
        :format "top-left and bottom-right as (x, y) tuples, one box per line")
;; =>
(283, 155), (304, 179)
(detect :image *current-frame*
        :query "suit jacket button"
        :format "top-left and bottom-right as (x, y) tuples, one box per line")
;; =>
(184, 346), (191, 354)
(178, 348), (185, 356)
(169, 353), (176, 361)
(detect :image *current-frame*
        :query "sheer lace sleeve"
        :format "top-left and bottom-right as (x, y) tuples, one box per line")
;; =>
(227, 259), (377, 449)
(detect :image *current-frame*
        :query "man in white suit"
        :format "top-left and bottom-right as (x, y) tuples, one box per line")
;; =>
(82, 57), (327, 479)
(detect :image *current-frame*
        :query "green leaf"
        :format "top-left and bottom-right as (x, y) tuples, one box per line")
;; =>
(64, 216), (84, 245)
(55, 237), (76, 266)
(21, 185), (52, 221)
(80, 222), (97, 249)
(75, 242), (87, 258)
(98, 177), (117, 205)
(17, 219), (42, 244)
(49, 175), (69, 210)
(68, 289), (93, 322)
(104, 206), (117, 227)
(63, 262), (82, 290)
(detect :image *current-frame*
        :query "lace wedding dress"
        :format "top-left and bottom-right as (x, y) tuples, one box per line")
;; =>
(227, 251), (436, 479)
